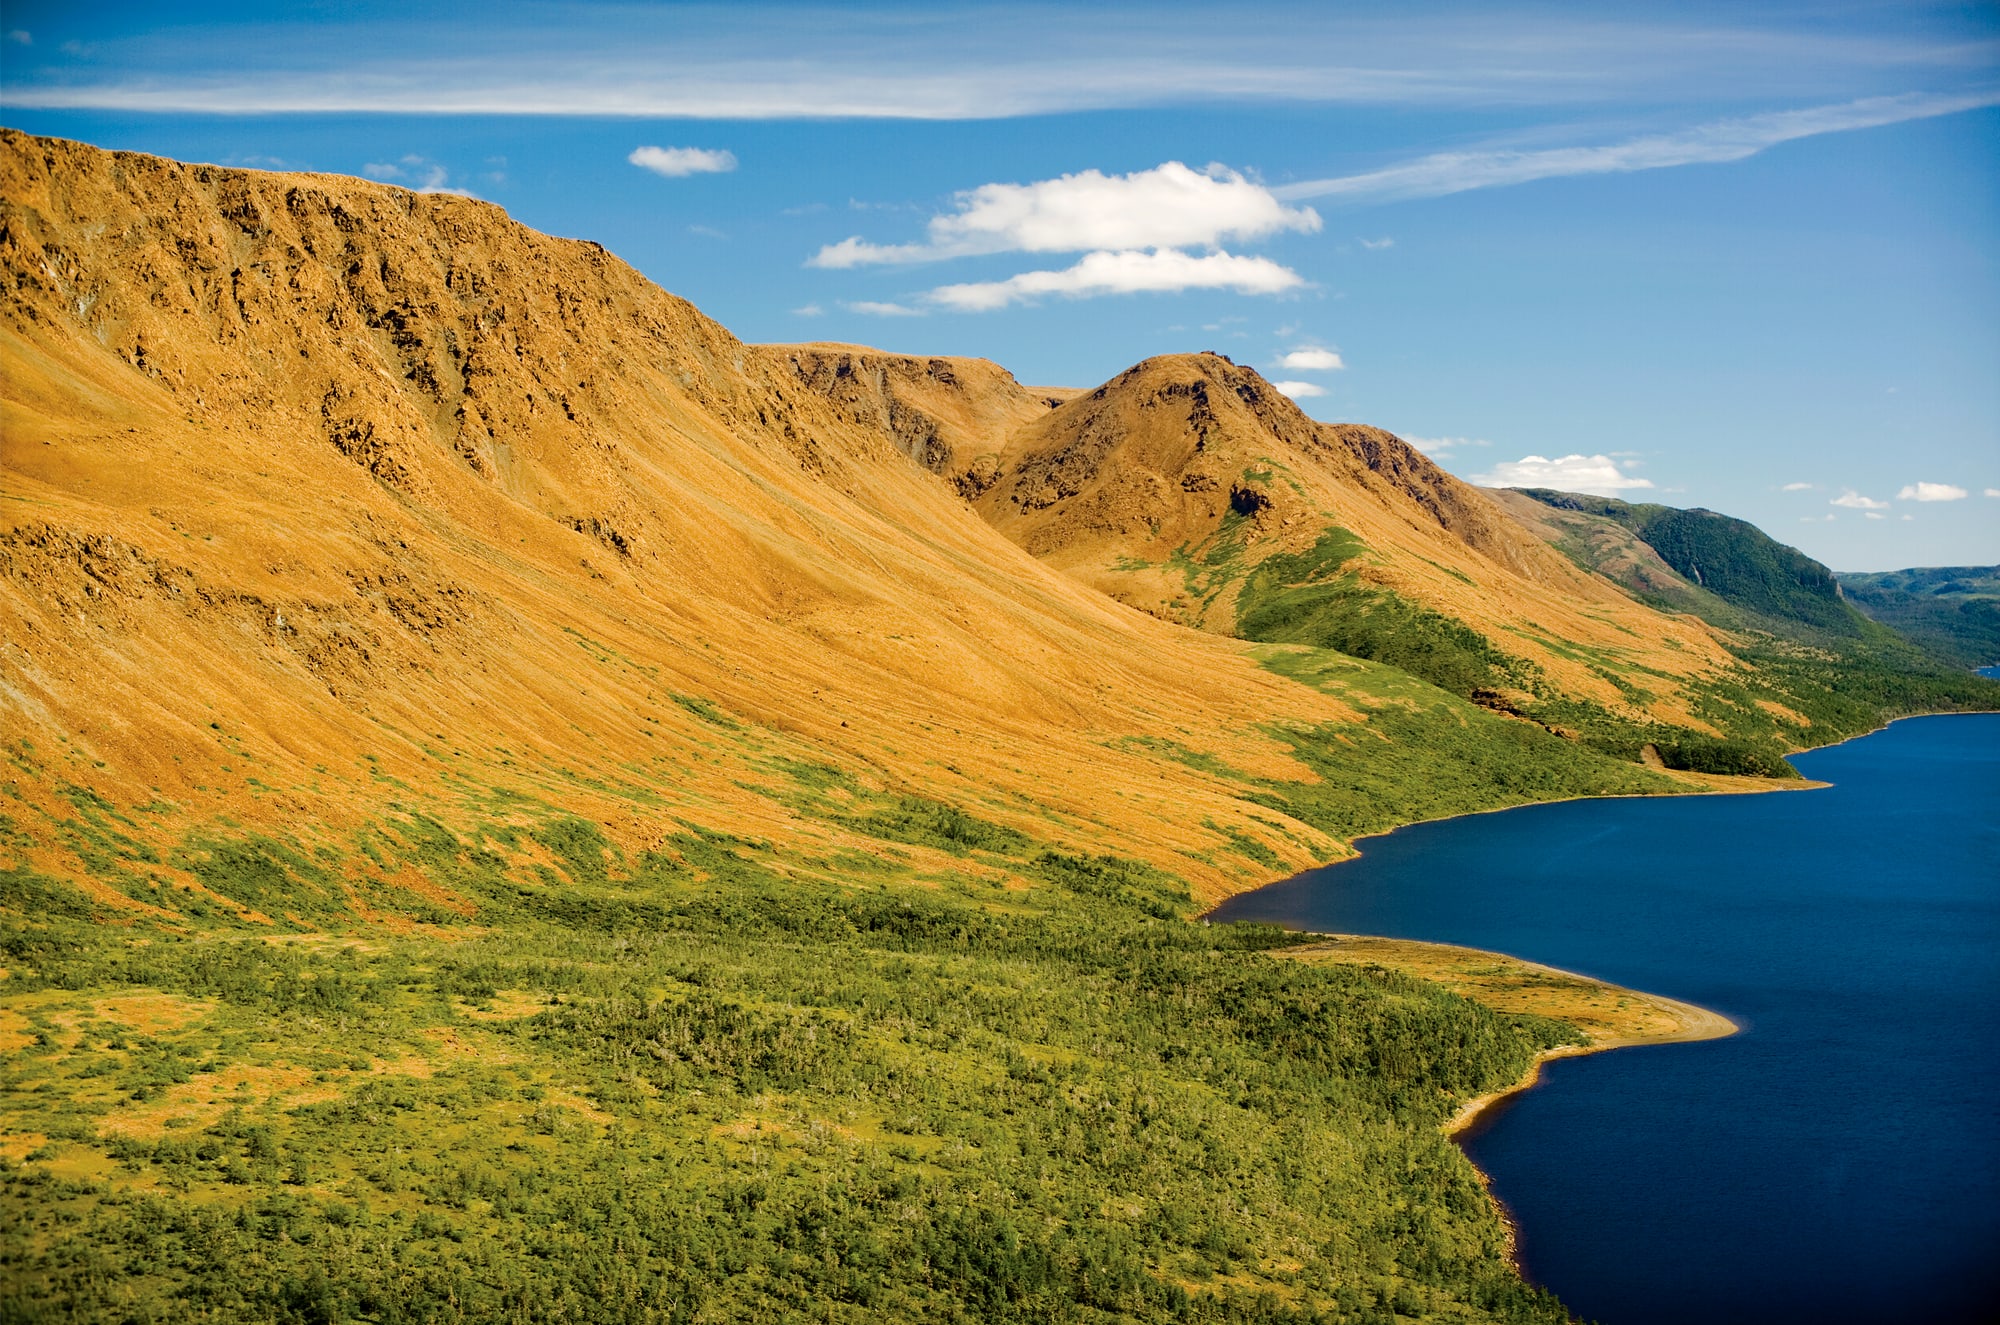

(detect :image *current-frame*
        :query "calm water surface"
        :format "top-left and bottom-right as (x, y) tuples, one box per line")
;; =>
(1210, 711), (2000, 1324)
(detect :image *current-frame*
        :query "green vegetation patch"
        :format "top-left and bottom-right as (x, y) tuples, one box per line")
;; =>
(1235, 530), (1528, 697)
(0, 781), (1584, 1324)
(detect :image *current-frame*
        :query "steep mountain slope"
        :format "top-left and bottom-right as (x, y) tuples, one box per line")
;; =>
(1837, 565), (2000, 668)
(0, 128), (1414, 904)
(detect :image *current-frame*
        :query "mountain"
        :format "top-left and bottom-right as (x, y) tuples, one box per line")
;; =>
(1837, 565), (2000, 668)
(774, 346), (1741, 725)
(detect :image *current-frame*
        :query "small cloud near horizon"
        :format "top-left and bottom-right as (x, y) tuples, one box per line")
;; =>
(1473, 453), (1653, 496)
(1897, 481), (1967, 502)
(629, 145), (737, 178)
(1275, 347), (1344, 371)
(1270, 380), (1326, 399)
(792, 303), (824, 317)
(1780, 481), (1814, 491)
(362, 155), (476, 197)
(845, 299), (926, 317)
(1406, 436), (1490, 460)
(1830, 489), (1889, 510)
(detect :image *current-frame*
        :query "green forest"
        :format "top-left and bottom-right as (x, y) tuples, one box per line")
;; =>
(2, 756), (1584, 1324)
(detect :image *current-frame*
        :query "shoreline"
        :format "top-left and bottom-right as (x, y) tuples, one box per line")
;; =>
(1268, 934), (1739, 1139)
(1443, 987), (1738, 1139)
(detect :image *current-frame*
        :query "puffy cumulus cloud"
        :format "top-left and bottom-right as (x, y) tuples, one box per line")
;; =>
(1275, 347), (1344, 371)
(1472, 453), (1653, 495)
(1897, 481), (1968, 502)
(629, 145), (737, 178)
(1987, 488), (2000, 498)
(1830, 490), (1889, 510)
(926, 248), (1303, 312)
(1270, 381), (1326, 399)
(811, 162), (1319, 268)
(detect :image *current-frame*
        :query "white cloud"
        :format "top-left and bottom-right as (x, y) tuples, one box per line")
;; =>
(927, 248), (1304, 312)
(845, 300), (926, 317)
(1830, 490), (1889, 510)
(810, 162), (1318, 268)
(1405, 436), (1490, 459)
(1270, 381), (1326, 399)
(1897, 481), (1968, 502)
(1358, 237), (1394, 250)
(629, 145), (737, 178)
(792, 303), (824, 317)
(5, 29), (30, 45)
(1276, 92), (2000, 205)
(1780, 481), (1814, 491)
(361, 155), (475, 197)
(1473, 453), (1654, 495)
(1987, 488), (2000, 498)
(1275, 347), (1344, 371)
(1865, 511), (1886, 520)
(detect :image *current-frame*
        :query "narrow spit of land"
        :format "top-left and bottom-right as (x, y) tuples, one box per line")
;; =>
(1270, 935), (1737, 1135)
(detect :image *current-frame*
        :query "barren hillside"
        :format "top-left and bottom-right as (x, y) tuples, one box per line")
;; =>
(0, 130), (1397, 905)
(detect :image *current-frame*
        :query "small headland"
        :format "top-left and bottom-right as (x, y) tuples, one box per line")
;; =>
(1267, 935), (1737, 1135)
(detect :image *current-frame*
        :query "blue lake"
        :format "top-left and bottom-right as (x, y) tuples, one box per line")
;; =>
(1209, 711), (2000, 1324)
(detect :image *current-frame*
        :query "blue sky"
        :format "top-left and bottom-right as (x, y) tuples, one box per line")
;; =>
(3, 1), (1995, 570)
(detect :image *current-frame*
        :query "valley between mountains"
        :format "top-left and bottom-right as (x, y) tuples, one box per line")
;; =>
(3, 130), (1993, 1323)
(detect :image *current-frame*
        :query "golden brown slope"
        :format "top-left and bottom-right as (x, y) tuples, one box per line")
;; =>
(0, 129), (1371, 904)
(952, 351), (1731, 721)
(752, 342), (1076, 492)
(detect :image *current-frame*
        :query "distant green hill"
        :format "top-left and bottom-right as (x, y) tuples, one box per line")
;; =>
(1837, 566), (2000, 668)
(1511, 490), (1868, 635)
(1495, 488), (2000, 774)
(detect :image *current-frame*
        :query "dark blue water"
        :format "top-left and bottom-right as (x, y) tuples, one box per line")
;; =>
(1210, 712), (2000, 1324)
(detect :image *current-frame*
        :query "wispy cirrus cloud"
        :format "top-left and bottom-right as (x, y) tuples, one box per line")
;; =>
(810, 163), (1319, 268)
(1275, 92), (2000, 205)
(5, 8), (1991, 118)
